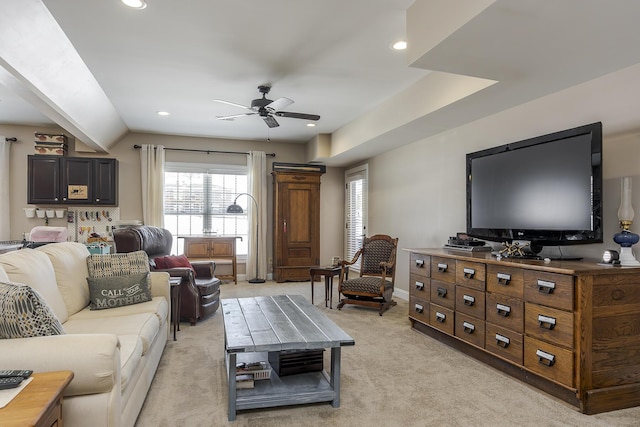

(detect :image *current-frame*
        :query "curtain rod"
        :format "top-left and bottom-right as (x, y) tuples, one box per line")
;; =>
(5, 137), (17, 142)
(133, 144), (275, 157)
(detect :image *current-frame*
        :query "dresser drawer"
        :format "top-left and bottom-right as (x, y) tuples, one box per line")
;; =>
(431, 256), (456, 283)
(455, 285), (485, 319)
(410, 253), (430, 277)
(487, 265), (524, 298)
(409, 274), (430, 299)
(409, 295), (430, 325)
(430, 280), (455, 309)
(430, 304), (454, 335)
(455, 260), (486, 291)
(455, 313), (485, 348)
(524, 336), (574, 387)
(485, 292), (524, 333)
(485, 322), (523, 365)
(524, 303), (573, 348)
(524, 271), (573, 311)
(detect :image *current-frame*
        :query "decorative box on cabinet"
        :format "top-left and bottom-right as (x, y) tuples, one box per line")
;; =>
(272, 170), (323, 282)
(27, 155), (118, 205)
(405, 248), (640, 415)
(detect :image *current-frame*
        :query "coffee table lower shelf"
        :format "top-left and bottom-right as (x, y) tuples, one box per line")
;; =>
(226, 351), (339, 420)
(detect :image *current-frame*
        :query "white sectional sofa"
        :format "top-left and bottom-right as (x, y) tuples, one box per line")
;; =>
(0, 242), (169, 427)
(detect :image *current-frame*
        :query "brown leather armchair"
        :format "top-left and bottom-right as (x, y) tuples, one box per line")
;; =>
(112, 226), (221, 325)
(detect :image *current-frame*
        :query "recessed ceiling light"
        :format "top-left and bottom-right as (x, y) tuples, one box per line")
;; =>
(156, 111), (170, 116)
(306, 123), (316, 127)
(392, 40), (407, 50)
(122, 0), (147, 9)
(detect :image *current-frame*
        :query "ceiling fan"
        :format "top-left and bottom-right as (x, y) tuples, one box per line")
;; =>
(214, 85), (320, 128)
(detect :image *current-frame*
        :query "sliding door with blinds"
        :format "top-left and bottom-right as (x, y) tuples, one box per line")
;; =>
(345, 164), (368, 270)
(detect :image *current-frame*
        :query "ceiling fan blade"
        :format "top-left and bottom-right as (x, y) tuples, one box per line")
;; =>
(263, 115), (280, 128)
(216, 112), (256, 120)
(274, 111), (320, 121)
(265, 97), (294, 113)
(212, 99), (253, 111)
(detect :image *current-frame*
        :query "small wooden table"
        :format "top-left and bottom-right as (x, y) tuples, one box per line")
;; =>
(0, 370), (74, 427)
(309, 266), (341, 309)
(169, 277), (182, 341)
(181, 235), (241, 284)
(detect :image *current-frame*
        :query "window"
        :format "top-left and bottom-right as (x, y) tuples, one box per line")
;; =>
(345, 164), (368, 270)
(164, 163), (248, 255)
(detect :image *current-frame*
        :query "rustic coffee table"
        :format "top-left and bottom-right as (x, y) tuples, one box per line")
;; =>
(222, 294), (355, 421)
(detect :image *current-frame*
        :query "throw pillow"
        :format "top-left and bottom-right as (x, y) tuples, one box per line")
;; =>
(0, 281), (65, 338)
(87, 272), (152, 310)
(153, 254), (196, 276)
(86, 250), (150, 279)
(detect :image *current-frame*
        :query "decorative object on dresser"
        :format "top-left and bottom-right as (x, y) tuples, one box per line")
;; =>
(272, 168), (323, 282)
(406, 248), (640, 415)
(337, 234), (398, 315)
(613, 176), (640, 266)
(112, 225), (221, 325)
(227, 193), (265, 283)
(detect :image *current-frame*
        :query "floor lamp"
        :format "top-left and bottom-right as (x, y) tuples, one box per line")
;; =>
(227, 193), (265, 283)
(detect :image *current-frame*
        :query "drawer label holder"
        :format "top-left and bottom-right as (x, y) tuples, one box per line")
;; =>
(495, 333), (510, 348)
(463, 321), (475, 334)
(414, 304), (424, 313)
(496, 303), (511, 317)
(435, 312), (446, 323)
(536, 349), (556, 367)
(415, 281), (425, 290)
(436, 287), (448, 298)
(537, 279), (556, 294)
(415, 259), (425, 268)
(463, 294), (475, 306)
(497, 272), (511, 285)
(437, 263), (448, 273)
(463, 267), (476, 279)
(537, 314), (557, 330)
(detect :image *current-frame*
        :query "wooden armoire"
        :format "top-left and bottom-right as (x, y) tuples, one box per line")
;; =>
(272, 170), (323, 282)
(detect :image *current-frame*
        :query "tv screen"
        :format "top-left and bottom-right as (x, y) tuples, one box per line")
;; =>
(466, 122), (603, 249)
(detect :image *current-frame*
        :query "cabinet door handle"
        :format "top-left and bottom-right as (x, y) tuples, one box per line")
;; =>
(497, 273), (511, 285)
(415, 281), (424, 290)
(463, 321), (475, 334)
(537, 279), (556, 294)
(435, 312), (446, 323)
(463, 294), (475, 306)
(436, 287), (447, 298)
(495, 334), (510, 348)
(414, 304), (424, 313)
(463, 267), (475, 279)
(283, 220), (287, 233)
(437, 263), (448, 272)
(538, 314), (556, 330)
(536, 349), (556, 367)
(415, 259), (425, 268)
(496, 303), (511, 317)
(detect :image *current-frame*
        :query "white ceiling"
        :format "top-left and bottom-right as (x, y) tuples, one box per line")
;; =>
(2, 0), (640, 166)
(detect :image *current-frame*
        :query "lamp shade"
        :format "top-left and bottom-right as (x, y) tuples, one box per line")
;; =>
(226, 204), (244, 214)
(618, 177), (635, 223)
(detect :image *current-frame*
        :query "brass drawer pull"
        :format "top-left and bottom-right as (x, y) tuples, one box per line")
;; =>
(497, 272), (511, 285)
(414, 304), (424, 313)
(537, 279), (556, 294)
(436, 287), (448, 298)
(463, 321), (475, 334)
(536, 349), (556, 367)
(463, 294), (475, 306)
(463, 267), (475, 279)
(495, 334), (510, 348)
(415, 281), (425, 290)
(538, 314), (557, 330)
(415, 259), (425, 268)
(437, 263), (448, 272)
(435, 312), (446, 323)
(496, 303), (511, 317)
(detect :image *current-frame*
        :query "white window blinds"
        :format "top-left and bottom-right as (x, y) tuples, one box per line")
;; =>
(345, 164), (368, 270)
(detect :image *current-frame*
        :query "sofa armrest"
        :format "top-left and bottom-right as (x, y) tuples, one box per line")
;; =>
(0, 334), (120, 396)
(191, 261), (216, 278)
(149, 271), (170, 302)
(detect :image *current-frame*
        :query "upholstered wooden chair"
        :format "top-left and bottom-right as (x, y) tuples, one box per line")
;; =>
(337, 234), (398, 315)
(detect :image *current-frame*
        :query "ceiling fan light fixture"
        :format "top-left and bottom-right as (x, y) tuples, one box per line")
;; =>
(122, 0), (147, 9)
(307, 123), (316, 127)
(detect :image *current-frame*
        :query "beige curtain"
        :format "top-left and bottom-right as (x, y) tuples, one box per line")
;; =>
(247, 151), (267, 280)
(0, 139), (9, 240)
(140, 144), (165, 227)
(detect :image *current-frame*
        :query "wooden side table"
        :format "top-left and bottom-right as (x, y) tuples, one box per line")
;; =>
(181, 236), (240, 284)
(309, 266), (341, 309)
(169, 277), (182, 341)
(0, 370), (73, 427)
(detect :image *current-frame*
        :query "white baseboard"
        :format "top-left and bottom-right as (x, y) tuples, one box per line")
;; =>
(393, 288), (409, 301)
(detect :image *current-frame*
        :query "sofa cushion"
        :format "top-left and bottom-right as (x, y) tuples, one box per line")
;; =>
(0, 281), (65, 338)
(86, 251), (150, 278)
(0, 265), (8, 282)
(63, 312), (159, 354)
(0, 248), (69, 323)
(87, 272), (152, 310)
(37, 242), (91, 316)
(68, 297), (169, 328)
(117, 335), (143, 392)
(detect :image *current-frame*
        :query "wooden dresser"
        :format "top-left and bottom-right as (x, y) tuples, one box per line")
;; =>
(406, 248), (640, 414)
(182, 236), (238, 283)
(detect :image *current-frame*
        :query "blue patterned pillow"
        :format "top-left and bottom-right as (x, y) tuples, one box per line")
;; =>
(0, 281), (65, 338)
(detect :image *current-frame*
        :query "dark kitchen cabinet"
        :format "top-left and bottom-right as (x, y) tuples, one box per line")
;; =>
(28, 155), (118, 205)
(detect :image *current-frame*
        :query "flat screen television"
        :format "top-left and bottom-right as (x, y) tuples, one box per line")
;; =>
(466, 122), (603, 254)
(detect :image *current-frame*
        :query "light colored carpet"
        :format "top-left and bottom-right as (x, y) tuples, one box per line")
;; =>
(136, 281), (640, 426)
